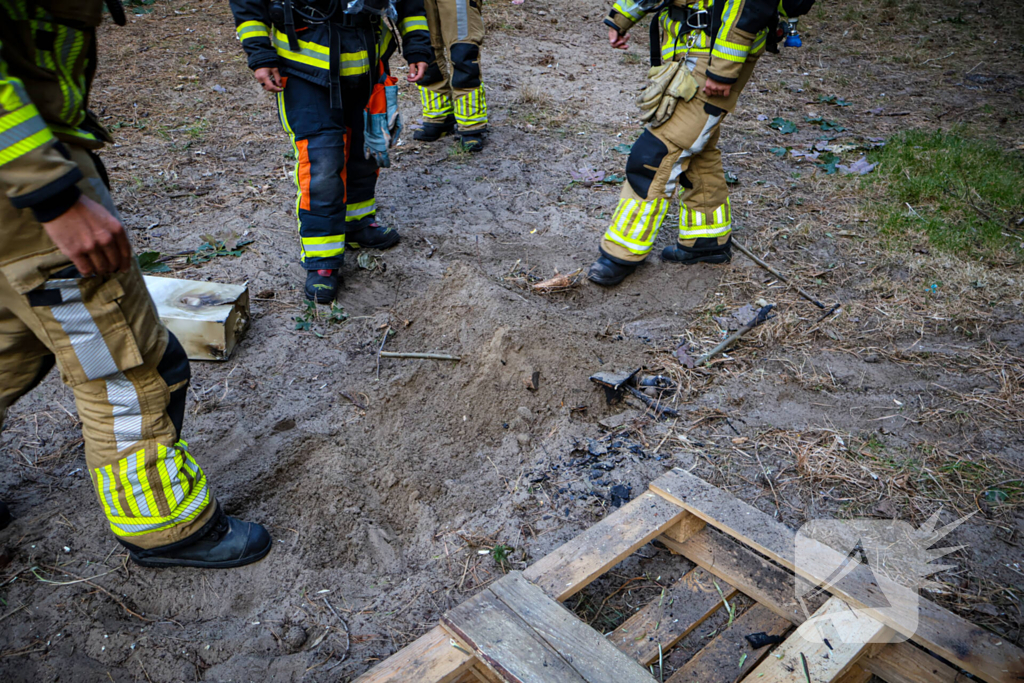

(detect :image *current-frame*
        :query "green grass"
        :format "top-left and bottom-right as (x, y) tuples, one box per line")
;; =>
(868, 128), (1024, 259)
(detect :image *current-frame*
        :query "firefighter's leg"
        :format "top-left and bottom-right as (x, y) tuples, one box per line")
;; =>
(344, 103), (400, 250)
(415, 0), (456, 141)
(447, 0), (487, 142)
(591, 98), (723, 285)
(0, 147), (270, 566)
(663, 120), (733, 264)
(278, 77), (349, 302)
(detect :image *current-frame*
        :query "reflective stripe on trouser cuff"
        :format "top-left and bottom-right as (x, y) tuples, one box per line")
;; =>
(679, 198), (732, 239)
(602, 196), (669, 256)
(346, 198), (375, 222)
(420, 87), (453, 118)
(453, 86), (487, 128)
(94, 441), (212, 537)
(301, 235), (346, 260)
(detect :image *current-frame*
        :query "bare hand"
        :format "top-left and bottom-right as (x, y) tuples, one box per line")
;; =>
(254, 67), (284, 92)
(407, 62), (428, 83)
(609, 27), (629, 49)
(703, 78), (731, 98)
(42, 195), (132, 278)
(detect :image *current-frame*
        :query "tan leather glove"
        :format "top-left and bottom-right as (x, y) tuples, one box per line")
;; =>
(651, 66), (699, 127)
(637, 61), (681, 122)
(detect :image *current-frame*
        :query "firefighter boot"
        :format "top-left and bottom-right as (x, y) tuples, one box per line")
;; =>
(661, 236), (732, 265)
(0, 502), (10, 530)
(460, 132), (485, 153)
(305, 269), (341, 304)
(128, 509), (272, 569)
(414, 115), (457, 142)
(346, 223), (400, 250)
(587, 252), (638, 286)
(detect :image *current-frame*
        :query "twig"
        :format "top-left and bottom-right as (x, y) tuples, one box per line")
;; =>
(696, 305), (775, 366)
(322, 597), (350, 666)
(921, 51), (954, 65)
(625, 385), (680, 418)
(379, 351), (461, 361)
(39, 565), (153, 622)
(732, 240), (827, 310)
(0, 604), (27, 624)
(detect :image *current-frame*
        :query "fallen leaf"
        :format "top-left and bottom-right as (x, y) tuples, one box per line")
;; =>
(769, 117), (797, 134)
(612, 143), (632, 154)
(769, 146), (788, 157)
(674, 342), (696, 369)
(838, 156), (878, 175)
(570, 166), (605, 187)
(724, 171), (739, 185)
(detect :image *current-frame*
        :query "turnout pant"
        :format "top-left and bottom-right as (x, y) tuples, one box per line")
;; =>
(0, 145), (216, 550)
(417, 0), (488, 131)
(602, 95), (733, 263)
(278, 74), (379, 270)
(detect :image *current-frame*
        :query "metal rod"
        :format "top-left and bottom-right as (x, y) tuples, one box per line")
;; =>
(732, 239), (827, 310)
(696, 305), (774, 366)
(379, 351), (461, 361)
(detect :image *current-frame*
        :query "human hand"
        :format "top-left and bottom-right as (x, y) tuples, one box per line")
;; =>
(254, 67), (284, 92)
(42, 195), (132, 277)
(407, 62), (428, 82)
(703, 78), (731, 98)
(609, 27), (629, 49)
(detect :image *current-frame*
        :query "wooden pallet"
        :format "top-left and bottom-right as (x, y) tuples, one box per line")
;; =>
(355, 469), (1024, 683)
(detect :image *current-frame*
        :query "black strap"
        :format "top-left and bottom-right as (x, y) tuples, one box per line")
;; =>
(329, 23), (342, 109)
(283, 0), (300, 50)
(105, 0), (126, 26)
(647, 0), (672, 67)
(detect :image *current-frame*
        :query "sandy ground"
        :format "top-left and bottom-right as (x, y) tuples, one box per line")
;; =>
(1, 0), (1022, 680)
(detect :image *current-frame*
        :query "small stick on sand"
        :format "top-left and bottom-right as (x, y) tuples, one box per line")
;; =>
(732, 239), (828, 310)
(379, 351), (461, 361)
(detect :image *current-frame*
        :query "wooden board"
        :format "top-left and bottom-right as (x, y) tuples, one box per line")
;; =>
(659, 526), (825, 624)
(523, 491), (687, 602)
(859, 642), (961, 683)
(833, 665), (872, 683)
(443, 588), (586, 683)
(666, 603), (791, 683)
(659, 528), (964, 683)
(650, 468), (1024, 683)
(607, 567), (737, 666)
(353, 625), (476, 683)
(745, 596), (890, 683)
(488, 572), (654, 683)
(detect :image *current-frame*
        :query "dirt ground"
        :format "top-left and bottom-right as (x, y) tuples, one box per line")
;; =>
(2, 0), (1023, 680)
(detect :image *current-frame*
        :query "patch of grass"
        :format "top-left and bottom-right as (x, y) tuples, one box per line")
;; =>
(868, 128), (1024, 259)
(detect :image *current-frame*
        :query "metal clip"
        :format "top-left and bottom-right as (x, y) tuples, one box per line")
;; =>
(687, 8), (709, 30)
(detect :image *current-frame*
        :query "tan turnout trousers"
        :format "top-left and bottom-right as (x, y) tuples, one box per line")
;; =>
(417, 0), (488, 131)
(0, 145), (216, 550)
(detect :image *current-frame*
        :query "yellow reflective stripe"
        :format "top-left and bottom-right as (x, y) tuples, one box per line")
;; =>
(117, 463), (142, 517)
(612, 0), (645, 21)
(346, 198), (375, 220)
(603, 197), (668, 255)
(420, 86), (453, 117)
(454, 86), (487, 125)
(272, 30), (370, 75)
(303, 235), (346, 245)
(237, 20), (270, 40)
(400, 16), (428, 33)
(302, 235), (346, 256)
(679, 199), (732, 238)
(135, 450), (162, 520)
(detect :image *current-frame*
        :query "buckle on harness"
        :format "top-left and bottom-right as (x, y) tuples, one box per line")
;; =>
(686, 8), (708, 30)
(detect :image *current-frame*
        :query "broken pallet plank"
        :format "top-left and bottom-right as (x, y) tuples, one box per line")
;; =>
(660, 525), (825, 625)
(443, 587), (586, 683)
(666, 603), (791, 683)
(523, 491), (686, 602)
(353, 625), (476, 683)
(607, 567), (737, 666)
(650, 468), (1024, 683)
(659, 528), (963, 683)
(745, 596), (890, 683)
(489, 572), (654, 683)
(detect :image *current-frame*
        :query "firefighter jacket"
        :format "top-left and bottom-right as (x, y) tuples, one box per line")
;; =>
(230, 0), (434, 89)
(0, 0), (112, 232)
(605, 0), (778, 90)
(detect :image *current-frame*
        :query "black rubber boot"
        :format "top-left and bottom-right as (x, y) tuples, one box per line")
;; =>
(661, 237), (732, 265)
(587, 255), (638, 286)
(128, 510), (271, 569)
(459, 132), (485, 153)
(345, 223), (400, 250)
(0, 502), (11, 531)
(413, 115), (456, 142)
(305, 269), (340, 304)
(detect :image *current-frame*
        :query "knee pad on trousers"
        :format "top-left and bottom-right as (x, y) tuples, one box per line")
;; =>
(626, 130), (669, 199)
(450, 43), (482, 90)
(157, 332), (191, 437)
(421, 60), (445, 86)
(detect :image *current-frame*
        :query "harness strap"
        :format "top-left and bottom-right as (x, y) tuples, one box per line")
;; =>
(329, 23), (343, 108)
(283, 0), (300, 50)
